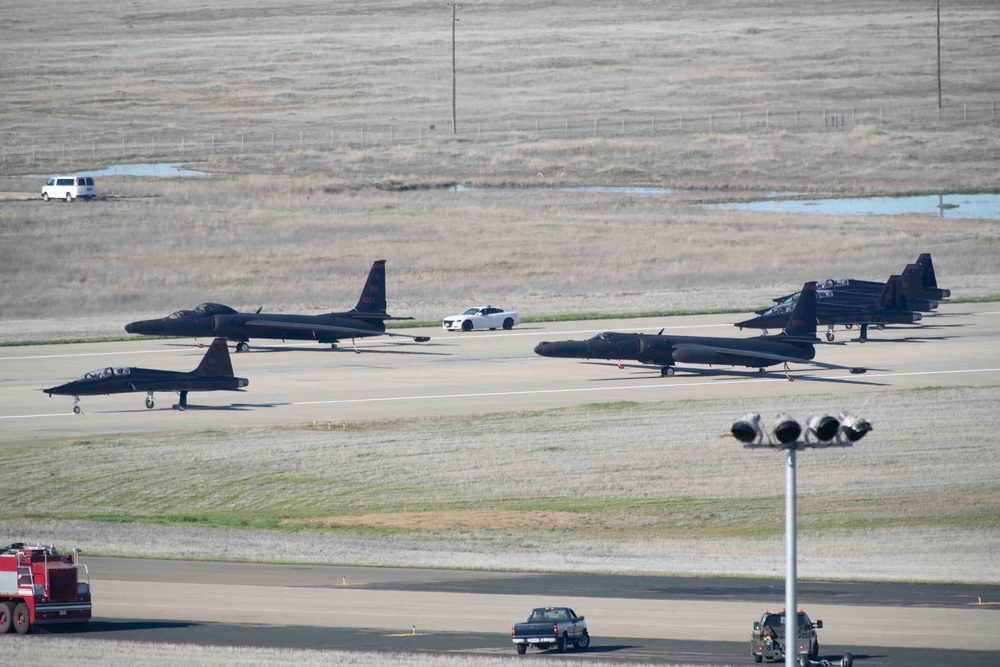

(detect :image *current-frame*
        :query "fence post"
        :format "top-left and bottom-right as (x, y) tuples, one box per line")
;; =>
(181, 137), (184, 153)
(151, 137), (155, 156)
(63, 143), (66, 159)
(92, 140), (96, 160)
(593, 118), (597, 137)
(738, 111), (741, 129)
(963, 103), (967, 121)
(478, 122), (481, 139)
(851, 108), (855, 124)
(621, 118), (625, 134)
(122, 137), (126, 157)
(708, 113), (712, 131)
(241, 133), (244, 153)
(879, 107), (882, 123)
(211, 134), (215, 154)
(300, 130), (304, 149)
(794, 109), (798, 127)
(678, 115), (682, 131)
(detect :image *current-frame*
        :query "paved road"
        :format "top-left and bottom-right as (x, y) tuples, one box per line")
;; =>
(62, 557), (999, 665)
(2, 304), (999, 447)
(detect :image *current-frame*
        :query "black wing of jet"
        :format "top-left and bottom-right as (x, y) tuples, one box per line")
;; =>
(43, 338), (248, 413)
(125, 260), (430, 352)
(535, 282), (867, 378)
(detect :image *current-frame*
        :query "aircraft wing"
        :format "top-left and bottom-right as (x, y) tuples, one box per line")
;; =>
(673, 343), (866, 373)
(243, 319), (430, 342)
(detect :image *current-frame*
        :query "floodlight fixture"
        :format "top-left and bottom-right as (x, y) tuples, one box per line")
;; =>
(772, 413), (802, 445)
(731, 413), (763, 444)
(805, 414), (839, 443)
(838, 411), (872, 442)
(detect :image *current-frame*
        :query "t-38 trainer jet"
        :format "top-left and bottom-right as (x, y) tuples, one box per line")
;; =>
(736, 274), (922, 343)
(43, 337), (248, 413)
(534, 282), (866, 379)
(125, 260), (429, 352)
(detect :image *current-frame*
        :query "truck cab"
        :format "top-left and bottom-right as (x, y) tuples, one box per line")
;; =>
(751, 609), (821, 664)
(0, 543), (92, 634)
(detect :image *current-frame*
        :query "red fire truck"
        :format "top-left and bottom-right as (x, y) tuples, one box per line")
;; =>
(1, 543), (92, 634)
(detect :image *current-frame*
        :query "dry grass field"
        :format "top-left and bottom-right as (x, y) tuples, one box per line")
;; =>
(3, 387), (998, 583)
(1, 0), (999, 329)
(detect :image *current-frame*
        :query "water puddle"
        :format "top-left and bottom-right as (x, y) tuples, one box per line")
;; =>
(22, 163), (210, 178)
(706, 193), (1000, 220)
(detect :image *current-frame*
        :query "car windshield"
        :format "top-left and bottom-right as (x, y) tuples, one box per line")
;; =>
(462, 308), (480, 315)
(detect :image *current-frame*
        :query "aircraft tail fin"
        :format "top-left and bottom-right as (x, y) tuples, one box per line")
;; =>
(353, 259), (388, 314)
(880, 275), (904, 311)
(916, 253), (938, 289)
(194, 337), (235, 377)
(781, 282), (818, 338)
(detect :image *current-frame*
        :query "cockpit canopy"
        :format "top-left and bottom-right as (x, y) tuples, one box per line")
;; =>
(168, 303), (238, 319)
(595, 332), (619, 342)
(77, 366), (130, 381)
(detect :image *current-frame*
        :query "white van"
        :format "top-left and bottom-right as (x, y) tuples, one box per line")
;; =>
(42, 176), (96, 201)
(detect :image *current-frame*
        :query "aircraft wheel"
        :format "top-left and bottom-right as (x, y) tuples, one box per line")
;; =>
(876, 324), (885, 330)
(759, 367), (766, 373)
(503, 318), (514, 330)
(462, 320), (473, 332)
(73, 405), (81, 415)
(826, 331), (835, 342)
(859, 337), (867, 344)
(237, 342), (249, 353)
(177, 403), (186, 412)
(12, 602), (30, 634)
(145, 397), (155, 409)
(660, 366), (675, 377)
(845, 324), (853, 329)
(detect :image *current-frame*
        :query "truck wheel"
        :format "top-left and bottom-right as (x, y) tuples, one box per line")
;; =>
(0, 601), (13, 633)
(462, 320), (473, 332)
(503, 318), (514, 330)
(12, 602), (30, 634)
(573, 631), (590, 650)
(42, 193), (50, 202)
(516, 644), (526, 655)
(753, 655), (762, 663)
(841, 653), (853, 667)
(811, 641), (819, 659)
(557, 633), (567, 652)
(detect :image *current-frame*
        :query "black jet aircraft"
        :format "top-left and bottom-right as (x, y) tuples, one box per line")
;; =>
(736, 274), (922, 342)
(43, 338), (248, 413)
(125, 259), (429, 352)
(534, 282), (865, 378)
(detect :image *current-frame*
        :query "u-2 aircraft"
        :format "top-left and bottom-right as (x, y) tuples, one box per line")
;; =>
(43, 337), (248, 413)
(125, 259), (429, 352)
(534, 282), (866, 378)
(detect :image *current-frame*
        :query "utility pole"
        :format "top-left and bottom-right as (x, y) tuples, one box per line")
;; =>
(450, 4), (463, 134)
(936, 0), (942, 109)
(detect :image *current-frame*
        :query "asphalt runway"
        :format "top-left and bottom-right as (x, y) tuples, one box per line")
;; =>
(51, 557), (1000, 666)
(5, 305), (1000, 663)
(2, 303), (999, 448)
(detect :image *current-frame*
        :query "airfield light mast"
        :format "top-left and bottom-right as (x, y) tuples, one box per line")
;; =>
(731, 412), (871, 667)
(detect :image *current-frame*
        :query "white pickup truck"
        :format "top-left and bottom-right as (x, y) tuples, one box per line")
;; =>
(442, 305), (518, 332)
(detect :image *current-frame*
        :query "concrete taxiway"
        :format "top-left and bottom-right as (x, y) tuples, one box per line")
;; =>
(2, 302), (998, 448)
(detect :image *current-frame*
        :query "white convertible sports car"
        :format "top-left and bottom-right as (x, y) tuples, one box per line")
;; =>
(443, 306), (519, 332)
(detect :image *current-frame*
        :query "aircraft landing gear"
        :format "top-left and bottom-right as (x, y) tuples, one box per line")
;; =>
(236, 341), (250, 353)
(660, 366), (675, 377)
(72, 397), (82, 415)
(826, 326), (836, 342)
(175, 391), (188, 411)
(858, 324), (869, 343)
(145, 393), (155, 409)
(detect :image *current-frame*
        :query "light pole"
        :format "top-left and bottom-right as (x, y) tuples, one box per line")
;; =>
(731, 411), (871, 667)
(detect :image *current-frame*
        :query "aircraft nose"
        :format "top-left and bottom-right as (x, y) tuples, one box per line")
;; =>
(534, 340), (587, 358)
(125, 320), (143, 334)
